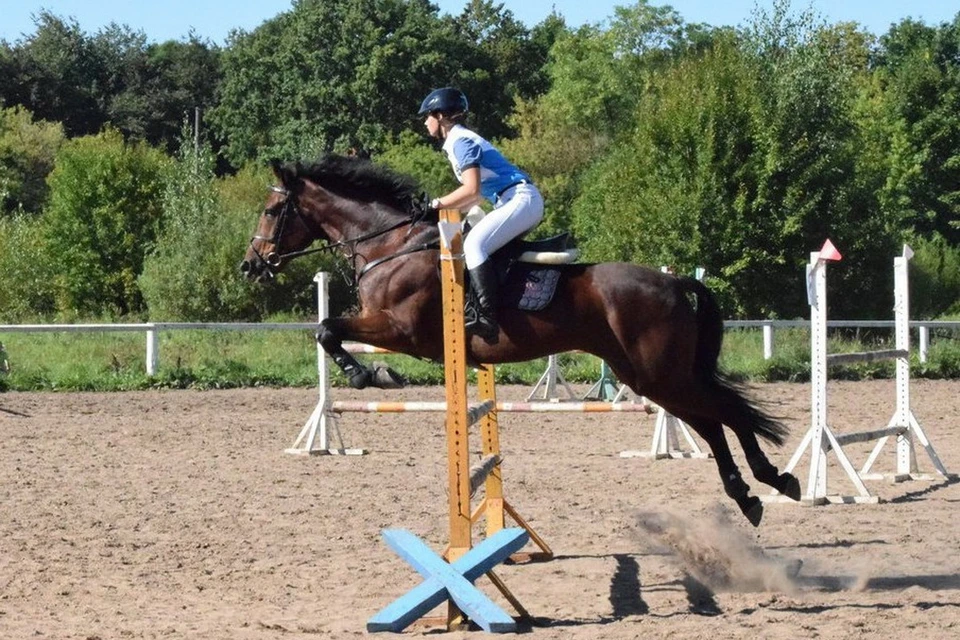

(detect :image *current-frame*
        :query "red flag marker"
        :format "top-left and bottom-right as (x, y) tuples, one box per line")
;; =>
(819, 239), (842, 261)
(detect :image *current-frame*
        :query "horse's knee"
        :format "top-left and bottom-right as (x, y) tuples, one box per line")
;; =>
(316, 320), (340, 351)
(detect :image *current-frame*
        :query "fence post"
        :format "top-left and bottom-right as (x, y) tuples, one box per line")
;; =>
(146, 325), (159, 375)
(918, 325), (929, 364)
(762, 322), (774, 360)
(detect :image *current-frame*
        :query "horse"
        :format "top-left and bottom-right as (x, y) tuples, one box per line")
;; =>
(240, 154), (801, 526)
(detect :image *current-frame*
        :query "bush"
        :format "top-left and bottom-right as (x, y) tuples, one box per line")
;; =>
(43, 129), (170, 317)
(909, 234), (960, 318)
(141, 134), (331, 321)
(376, 131), (456, 201)
(0, 105), (65, 215)
(0, 214), (57, 320)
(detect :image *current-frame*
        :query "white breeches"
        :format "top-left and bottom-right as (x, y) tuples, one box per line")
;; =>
(464, 182), (544, 269)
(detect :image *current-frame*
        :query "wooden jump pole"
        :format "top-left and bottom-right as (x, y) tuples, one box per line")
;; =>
(368, 209), (551, 634)
(437, 208), (551, 627)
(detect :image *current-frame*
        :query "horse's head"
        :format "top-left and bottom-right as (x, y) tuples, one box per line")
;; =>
(240, 155), (433, 282)
(240, 161), (320, 281)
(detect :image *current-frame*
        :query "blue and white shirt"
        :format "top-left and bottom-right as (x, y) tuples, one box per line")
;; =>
(442, 125), (530, 203)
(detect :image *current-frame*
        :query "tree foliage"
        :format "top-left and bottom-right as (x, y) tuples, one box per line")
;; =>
(2, 12), (221, 155)
(568, 4), (901, 318)
(43, 129), (170, 317)
(210, 0), (554, 166)
(1, 1), (960, 322)
(0, 106), (64, 215)
(211, 0), (454, 164)
(876, 16), (960, 245)
(139, 131), (322, 321)
(0, 213), (57, 320)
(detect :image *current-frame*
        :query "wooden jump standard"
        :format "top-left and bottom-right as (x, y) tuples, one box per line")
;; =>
(367, 209), (551, 634)
(766, 244), (954, 506)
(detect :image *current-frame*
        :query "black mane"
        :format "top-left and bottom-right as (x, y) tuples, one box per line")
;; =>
(291, 155), (422, 213)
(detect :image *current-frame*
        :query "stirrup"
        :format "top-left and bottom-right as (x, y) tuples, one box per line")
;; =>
(465, 314), (499, 343)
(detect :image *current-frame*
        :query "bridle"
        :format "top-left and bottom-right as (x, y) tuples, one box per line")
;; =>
(248, 184), (438, 280)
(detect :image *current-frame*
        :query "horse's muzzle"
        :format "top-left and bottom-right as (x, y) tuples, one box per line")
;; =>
(238, 257), (276, 282)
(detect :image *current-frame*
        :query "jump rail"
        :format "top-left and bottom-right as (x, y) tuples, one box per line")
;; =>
(287, 273), (654, 456)
(765, 245), (954, 506)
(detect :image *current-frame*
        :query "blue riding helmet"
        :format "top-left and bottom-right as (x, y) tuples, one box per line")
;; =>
(418, 87), (469, 116)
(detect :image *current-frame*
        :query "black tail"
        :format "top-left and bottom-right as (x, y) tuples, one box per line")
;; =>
(679, 277), (789, 446)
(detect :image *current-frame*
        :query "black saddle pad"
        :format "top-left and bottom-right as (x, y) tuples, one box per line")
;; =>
(502, 263), (562, 312)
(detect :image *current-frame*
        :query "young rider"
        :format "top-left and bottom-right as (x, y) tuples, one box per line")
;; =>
(418, 87), (544, 343)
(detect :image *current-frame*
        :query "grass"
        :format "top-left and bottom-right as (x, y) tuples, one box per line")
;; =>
(1, 324), (958, 392)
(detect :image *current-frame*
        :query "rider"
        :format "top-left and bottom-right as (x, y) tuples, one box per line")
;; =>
(419, 87), (544, 343)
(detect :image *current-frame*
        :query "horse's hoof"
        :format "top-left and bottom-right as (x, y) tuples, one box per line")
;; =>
(371, 363), (405, 389)
(784, 558), (803, 578)
(743, 497), (763, 527)
(779, 473), (802, 501)
(347, 368), (371, 389)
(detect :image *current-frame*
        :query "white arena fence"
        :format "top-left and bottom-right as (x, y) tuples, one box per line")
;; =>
(1, 271), (957, 376)
(0, 318), (955, 377)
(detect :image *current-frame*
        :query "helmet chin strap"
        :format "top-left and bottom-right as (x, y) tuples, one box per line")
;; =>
(436, 114), (449, 140)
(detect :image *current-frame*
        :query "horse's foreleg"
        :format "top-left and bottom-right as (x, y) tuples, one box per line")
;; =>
(317, 318), (405, 390)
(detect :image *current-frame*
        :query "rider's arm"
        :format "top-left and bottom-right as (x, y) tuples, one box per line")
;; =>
(434, 166), (482, 211)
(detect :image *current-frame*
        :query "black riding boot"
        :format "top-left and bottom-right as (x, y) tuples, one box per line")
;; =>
(466, 261), (500, 344)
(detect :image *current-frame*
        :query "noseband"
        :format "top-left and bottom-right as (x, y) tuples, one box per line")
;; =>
(248, 186), (307, 270)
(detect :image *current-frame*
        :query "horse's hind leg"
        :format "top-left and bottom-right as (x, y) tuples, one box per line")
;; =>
(666, 408), (765, 527)
(731, 429), (801, 501)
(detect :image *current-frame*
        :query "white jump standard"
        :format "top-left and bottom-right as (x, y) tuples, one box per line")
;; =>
(767, 244), (954, 506)
(286, 272), (366, 456)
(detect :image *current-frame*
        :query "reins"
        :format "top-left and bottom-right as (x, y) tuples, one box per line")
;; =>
(252, 185), (439, 280)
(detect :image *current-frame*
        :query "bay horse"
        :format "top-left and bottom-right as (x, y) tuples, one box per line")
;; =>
(240, 155), (801, 526)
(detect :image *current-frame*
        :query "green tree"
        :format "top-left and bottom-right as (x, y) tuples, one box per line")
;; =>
(211, 0), (458, 165)
(4, 12), (105, 137)
(376, 130), (457, 199)
(540, 1), (695, 136)
(0, 105), (64, 215)
(569, 4), (894, 318)
(499, 2), (706, 237)
(43, 129), (170, 317)
(450, 0), (554, 139)
(210, 0), (552, 166)
(877, 16), (960, 246)
(141, 36), (223, 154)
(140, 131), (321, 321)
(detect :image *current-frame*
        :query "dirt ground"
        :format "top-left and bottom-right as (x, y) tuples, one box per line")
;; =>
(1, 379), (958, 639)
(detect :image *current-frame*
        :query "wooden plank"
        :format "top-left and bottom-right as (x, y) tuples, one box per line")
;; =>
(826, 349), (908, 365)
(469, 455), (502, 497)
(367, 528), (529, 633)
(330, 400), (653, 413)
(831, 426), (907, 448)
(439, 209), (472, 563)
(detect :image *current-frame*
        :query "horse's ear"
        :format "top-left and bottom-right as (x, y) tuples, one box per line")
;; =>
(270, 159), (293, 189)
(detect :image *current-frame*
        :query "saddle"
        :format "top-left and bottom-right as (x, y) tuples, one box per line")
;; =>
(464, 211), (580, 313)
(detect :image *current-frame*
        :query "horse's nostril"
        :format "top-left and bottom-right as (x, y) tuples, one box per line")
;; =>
(239, 260), (251, 273)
